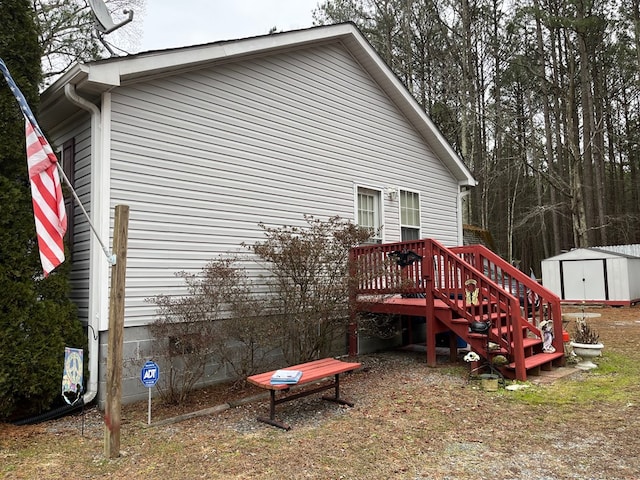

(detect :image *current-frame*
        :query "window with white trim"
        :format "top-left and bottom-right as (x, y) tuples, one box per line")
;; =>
(357, 187), (382, 243)
(400, 189), (420, 241)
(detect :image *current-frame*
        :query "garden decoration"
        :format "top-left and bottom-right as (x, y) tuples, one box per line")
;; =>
(62, 347), (84, 406)
(464, 278), (479, 306)
(540, 320), (556, 353)
(463, 351), (480, 363)
(464, 350), (502, 391)
(569, 313), (604, 370)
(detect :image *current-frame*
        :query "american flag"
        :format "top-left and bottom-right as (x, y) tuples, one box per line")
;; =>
(0, 58), (66, 275)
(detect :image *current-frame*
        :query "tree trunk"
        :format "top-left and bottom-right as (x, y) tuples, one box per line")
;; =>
(565, 45), (589, 248)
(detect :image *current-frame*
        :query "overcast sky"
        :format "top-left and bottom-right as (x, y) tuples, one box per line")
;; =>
(138, 0), (320, 52)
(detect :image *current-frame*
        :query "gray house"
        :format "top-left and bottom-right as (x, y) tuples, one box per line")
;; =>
(40, 23), (475, 406)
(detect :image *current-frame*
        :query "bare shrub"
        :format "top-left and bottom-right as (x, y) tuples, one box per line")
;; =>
(147, 309), (216, 405)
(245, 215), (373, 365)
(148, 257), (275, 404)
(357, 312), (402, 339)
(207, 262), (279, 381)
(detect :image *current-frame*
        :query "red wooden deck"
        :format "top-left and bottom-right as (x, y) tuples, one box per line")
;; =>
(356, 296), (450, 317)
(350, 239), (566, 381)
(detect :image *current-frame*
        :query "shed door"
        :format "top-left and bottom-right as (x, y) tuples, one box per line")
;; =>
(561, 260), (607, 300)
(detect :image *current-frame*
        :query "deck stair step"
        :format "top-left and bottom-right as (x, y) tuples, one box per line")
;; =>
(488, 328), (541, 346)
(451, 318), (469, 325)
(467, 332), (489, 340)
(351, 238), (566, 381)
(519, 337), (542, 349)
(506, 351), (565, 372)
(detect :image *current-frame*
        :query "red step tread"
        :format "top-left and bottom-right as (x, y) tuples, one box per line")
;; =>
(507, 352), (564, 370)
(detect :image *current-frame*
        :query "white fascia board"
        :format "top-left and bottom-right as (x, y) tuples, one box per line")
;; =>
(40, 64), (86, 109)
(89, 24), (357, 84)
(86, 64), (121, 87)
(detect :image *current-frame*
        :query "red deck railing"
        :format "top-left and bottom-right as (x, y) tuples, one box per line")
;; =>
(350, 239), (563, 380)
(450, 244), (564, 355)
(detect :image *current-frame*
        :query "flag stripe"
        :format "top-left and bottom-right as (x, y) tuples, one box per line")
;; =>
(0, 56), (67, 275)
(26, 124), (66, 275)
(34, 216), (63, 273)
(26, 120), (59, 176)
(31, 182), (66, 250)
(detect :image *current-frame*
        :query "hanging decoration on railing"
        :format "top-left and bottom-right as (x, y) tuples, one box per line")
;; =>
(465, 278), (479, 306)
(388, 249), (422, 267)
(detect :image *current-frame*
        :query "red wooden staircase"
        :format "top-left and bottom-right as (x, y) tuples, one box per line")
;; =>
(349, 239), (565, 381)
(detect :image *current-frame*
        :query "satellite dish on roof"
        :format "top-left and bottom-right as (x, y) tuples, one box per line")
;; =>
(87, 0), (134, 55)
(88, 0), (133, 34)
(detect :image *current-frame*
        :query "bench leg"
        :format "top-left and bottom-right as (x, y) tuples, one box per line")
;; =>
(257, 390), (292, 430)
(321, 374), (355, 407)
(256, 374), (356, 430)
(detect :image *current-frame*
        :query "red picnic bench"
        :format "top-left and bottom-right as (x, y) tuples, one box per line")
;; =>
(246, 357), (362, 430)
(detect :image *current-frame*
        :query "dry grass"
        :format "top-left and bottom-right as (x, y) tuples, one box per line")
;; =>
(2, 305), (640, 479)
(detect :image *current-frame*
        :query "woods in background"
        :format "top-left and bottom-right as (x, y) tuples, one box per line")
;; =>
(314, 0), (640, 273)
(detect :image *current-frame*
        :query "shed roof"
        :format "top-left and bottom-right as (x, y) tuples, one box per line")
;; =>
(543, 247), (640, 262)
(593, 244), (640, 258)
(39, 22), (475, 186)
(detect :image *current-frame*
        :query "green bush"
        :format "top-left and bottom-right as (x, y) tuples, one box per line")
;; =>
(0, 1), (84, 421)
(0, 177), (85, 420)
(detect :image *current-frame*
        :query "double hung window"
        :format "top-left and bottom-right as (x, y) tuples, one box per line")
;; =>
(400, 189), (420, 241)
(357, 187), (382, 243)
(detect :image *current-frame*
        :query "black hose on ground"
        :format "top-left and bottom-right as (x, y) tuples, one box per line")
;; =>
(12, 399), (86, 426)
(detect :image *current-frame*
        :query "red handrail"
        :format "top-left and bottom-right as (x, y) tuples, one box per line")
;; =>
(450, 245), (564, 356)
(350, 239), (563, 380)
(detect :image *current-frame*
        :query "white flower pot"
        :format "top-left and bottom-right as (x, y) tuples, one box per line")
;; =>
(570, 342), (604, 370)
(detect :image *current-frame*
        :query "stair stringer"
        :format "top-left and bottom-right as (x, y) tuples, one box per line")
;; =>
(349, 238), (565, 381)
(428, 240), (565, 381)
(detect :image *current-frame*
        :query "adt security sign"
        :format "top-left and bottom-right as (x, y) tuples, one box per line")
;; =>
(141, 361), (159, 387)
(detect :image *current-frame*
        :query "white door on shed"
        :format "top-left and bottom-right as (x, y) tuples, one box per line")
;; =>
(561, 260), (606, 300)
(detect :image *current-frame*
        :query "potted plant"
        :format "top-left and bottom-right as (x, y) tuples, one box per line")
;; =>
(569, 316), (604, 370)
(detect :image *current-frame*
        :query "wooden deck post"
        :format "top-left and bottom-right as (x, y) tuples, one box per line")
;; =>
(423, 240), (437, 367)
(104, 205), (129, 459)
(348, 249), (358, 356)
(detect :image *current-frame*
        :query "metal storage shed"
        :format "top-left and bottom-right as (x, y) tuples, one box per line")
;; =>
(541, 246), (640, 306)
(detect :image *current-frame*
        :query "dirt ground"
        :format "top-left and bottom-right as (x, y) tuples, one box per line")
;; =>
(1, 304), (639, 479)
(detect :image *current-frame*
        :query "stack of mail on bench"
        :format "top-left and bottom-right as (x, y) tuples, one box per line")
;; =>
(270, 369), (303, 385)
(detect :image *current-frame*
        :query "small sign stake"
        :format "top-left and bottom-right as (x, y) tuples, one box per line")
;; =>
(141, 360), (159, 425)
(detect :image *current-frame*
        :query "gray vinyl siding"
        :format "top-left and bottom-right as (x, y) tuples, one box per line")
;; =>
(49, 115), (93, 323)
(109, 42), (459, 326)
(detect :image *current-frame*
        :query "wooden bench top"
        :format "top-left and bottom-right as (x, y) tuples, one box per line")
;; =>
(247, 358), (362, 391)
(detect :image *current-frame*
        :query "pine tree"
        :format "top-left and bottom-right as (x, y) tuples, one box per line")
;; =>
(0, 0), (85, 420)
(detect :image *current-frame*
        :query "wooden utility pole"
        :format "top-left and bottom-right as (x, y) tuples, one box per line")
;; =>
(104, 205), (130, 458)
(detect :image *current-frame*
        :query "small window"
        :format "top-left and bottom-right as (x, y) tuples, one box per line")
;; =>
(400, 190), (420, 241)
(357, 187), (382, 243)
(60, 139), (75, 257)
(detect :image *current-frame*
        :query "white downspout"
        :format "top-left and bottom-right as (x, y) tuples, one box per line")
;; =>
(457, 185), (471, 246)
(63, 83), (104, 405)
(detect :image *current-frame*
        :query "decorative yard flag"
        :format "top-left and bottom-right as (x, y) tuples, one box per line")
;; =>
(0, 58), (66, 275)
(62, 347), (84, 405)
